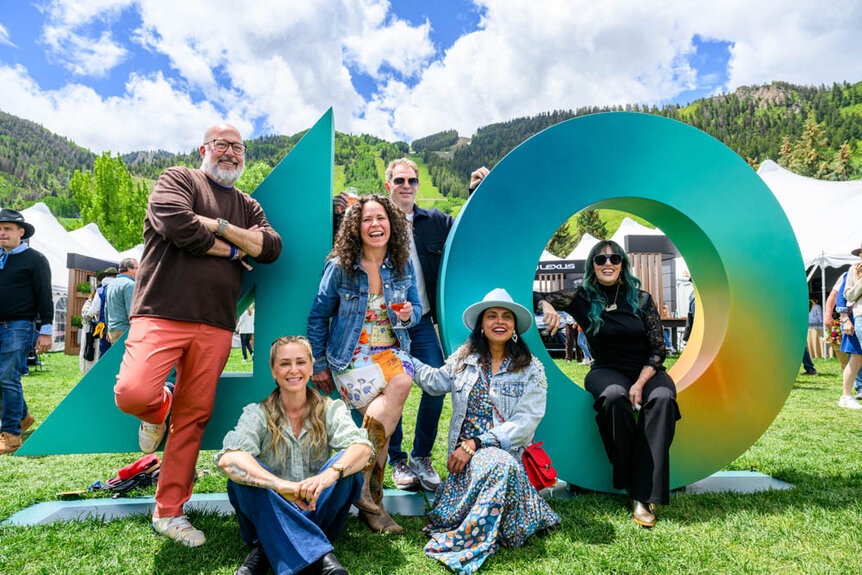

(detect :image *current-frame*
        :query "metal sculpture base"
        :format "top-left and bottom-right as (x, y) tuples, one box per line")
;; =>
(2, 471), (791, 527)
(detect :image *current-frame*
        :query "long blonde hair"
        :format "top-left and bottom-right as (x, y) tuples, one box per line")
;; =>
(262, 336), (330, 464)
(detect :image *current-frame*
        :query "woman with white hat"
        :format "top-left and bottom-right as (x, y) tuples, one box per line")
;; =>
(411, 288), (560, 574)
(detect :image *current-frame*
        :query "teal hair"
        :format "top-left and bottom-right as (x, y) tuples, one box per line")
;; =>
(582, 240), (641, 336)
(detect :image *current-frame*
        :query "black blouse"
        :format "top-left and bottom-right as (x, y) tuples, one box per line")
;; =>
(546, 284), (666, 378)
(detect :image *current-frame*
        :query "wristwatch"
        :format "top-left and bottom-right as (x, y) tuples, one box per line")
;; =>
(330, 462), (345, 480)
(215, 218), (229, 236)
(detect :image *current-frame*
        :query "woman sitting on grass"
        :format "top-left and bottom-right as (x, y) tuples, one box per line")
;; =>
(411, 288), (560, 574)
(217, 336), (373, 575)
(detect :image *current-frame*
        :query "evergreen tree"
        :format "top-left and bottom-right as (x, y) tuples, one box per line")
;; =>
(545, 219), (577, 258)
(576, 209), (608, 240)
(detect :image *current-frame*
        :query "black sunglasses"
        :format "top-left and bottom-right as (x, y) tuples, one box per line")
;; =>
(391, 177), (419, 186)
(593, 253), (623, 266)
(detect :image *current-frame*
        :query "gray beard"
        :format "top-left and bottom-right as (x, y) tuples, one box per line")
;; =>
(202, 158), (243, 187)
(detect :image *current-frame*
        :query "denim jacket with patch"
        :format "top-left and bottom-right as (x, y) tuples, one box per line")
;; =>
(307, 255), (421, 374)
(412, 346), (548, 458)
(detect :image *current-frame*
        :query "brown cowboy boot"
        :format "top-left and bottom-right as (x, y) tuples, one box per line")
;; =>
(354, 415), (384, 514)
(357, 415), (404, 535)
(370, 460), (384, 505)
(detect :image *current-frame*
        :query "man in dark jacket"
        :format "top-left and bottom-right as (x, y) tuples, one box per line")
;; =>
(0, 209), (52, 455)
(383, 157), (450, 491)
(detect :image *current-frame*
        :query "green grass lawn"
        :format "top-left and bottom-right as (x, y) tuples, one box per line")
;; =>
(1, 351), (859, 574)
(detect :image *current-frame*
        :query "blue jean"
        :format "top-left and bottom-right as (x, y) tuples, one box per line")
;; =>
(577, 331), (592, 361)
(240, 333), (253, 360)
(0, 320), (33, 435)
(801, 348), (816, 374)
(227, 452), (361, 575)
(389, 314), (445, 463)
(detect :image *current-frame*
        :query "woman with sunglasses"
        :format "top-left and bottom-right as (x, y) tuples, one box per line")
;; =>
(542, 240), (680, 527)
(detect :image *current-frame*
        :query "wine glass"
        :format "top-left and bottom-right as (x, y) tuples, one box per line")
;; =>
(389, 289), (407, 317)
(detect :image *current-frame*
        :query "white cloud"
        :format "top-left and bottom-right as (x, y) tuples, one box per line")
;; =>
(342, 12), (436, 79)
(357, 0), (862, 142)
(2, 0), (860, 153)
(0, 23), (17, 48)
(40, 0), (135, 77)
(0, 64), (231, 153)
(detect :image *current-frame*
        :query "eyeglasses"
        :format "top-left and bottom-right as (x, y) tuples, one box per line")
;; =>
(204, 138), (246, 155)
(391, 177), (419, 187)
(593, 253), (623, 266)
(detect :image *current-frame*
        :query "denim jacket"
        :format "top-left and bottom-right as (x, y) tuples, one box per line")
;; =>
(307, 255), (421, 374)
(412, 345), (548, 459)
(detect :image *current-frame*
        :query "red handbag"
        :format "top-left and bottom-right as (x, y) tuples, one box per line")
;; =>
(490, 395), (558, 491)
(521, 441), (557, 490)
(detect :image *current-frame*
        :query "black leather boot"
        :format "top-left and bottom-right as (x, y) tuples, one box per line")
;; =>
(235, 544), (271, 575)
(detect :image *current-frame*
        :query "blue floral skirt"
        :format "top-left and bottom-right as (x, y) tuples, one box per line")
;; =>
(423, 446), (560, 574)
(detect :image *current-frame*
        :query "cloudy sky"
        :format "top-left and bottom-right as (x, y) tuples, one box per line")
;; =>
(1, 0), (860, 154)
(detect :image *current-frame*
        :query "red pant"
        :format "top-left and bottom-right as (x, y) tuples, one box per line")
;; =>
(114, 317), (232, 517)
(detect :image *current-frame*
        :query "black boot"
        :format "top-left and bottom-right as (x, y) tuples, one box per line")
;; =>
(318, 552), (349, 575)
(235, 544), (271, 575)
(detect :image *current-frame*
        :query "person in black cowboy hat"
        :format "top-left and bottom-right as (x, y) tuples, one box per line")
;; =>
(0, 209), (53, 455)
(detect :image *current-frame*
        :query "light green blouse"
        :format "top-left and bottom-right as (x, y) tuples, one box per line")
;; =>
(216, 397), (371, 481)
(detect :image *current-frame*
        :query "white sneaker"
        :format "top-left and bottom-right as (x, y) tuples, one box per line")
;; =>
(139, 421), (167, 453)
(838, 395), (862, 410)
(152, 515), (206, 547)
(579, 358), (593, 365)
(409, 456), (441, 491)
(139, 386), (172, 453)
(390, 459), (419, 490)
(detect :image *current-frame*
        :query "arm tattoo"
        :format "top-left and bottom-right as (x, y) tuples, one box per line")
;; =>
(225, 462), (269, 488)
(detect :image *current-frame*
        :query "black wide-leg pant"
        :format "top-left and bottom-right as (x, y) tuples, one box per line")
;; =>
(585, 367), (681, 505)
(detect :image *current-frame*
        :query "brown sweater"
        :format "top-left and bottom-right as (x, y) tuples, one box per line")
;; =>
(131, 167), (282, 331)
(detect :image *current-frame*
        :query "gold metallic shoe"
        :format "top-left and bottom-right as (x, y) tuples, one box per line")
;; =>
(632, 500), (656, 528)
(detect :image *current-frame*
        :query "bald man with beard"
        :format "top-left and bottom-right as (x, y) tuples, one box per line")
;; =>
(114, 123), (282, 547)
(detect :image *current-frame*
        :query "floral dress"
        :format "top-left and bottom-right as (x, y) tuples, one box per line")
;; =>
(332, 293), (414, 409)
(423, 360), (560, 574)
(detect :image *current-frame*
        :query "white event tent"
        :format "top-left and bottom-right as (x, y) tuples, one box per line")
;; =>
(757, 160), (862, 274)
(21, 203), (91, 292)
(565, 232), (600, 260)
(756, 160), (862, 353)
(69, 223), (122, 262)
(20, 203), (123, 350)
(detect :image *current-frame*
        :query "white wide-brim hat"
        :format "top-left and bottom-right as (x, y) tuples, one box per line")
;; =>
(462, 288), (534, 334)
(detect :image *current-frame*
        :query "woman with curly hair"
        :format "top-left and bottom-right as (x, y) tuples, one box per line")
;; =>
(307, 193), (420, 535)
(542, 240), (680, 528)
(217, 336), (373, 575)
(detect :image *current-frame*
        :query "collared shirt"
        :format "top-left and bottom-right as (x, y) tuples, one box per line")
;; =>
(105, 273), (135, 332)
(405, 212), (431, 314)
(0, 242), (28, 269)
(215, 397), (372, 481)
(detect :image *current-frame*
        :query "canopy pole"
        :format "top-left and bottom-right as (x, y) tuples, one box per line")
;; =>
(821, 257), (829, 358)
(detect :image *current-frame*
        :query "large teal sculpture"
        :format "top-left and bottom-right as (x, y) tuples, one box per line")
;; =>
(19, 111), (806, 498)
(438, 112), (806, 491)
(19, 110), (334, 455)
